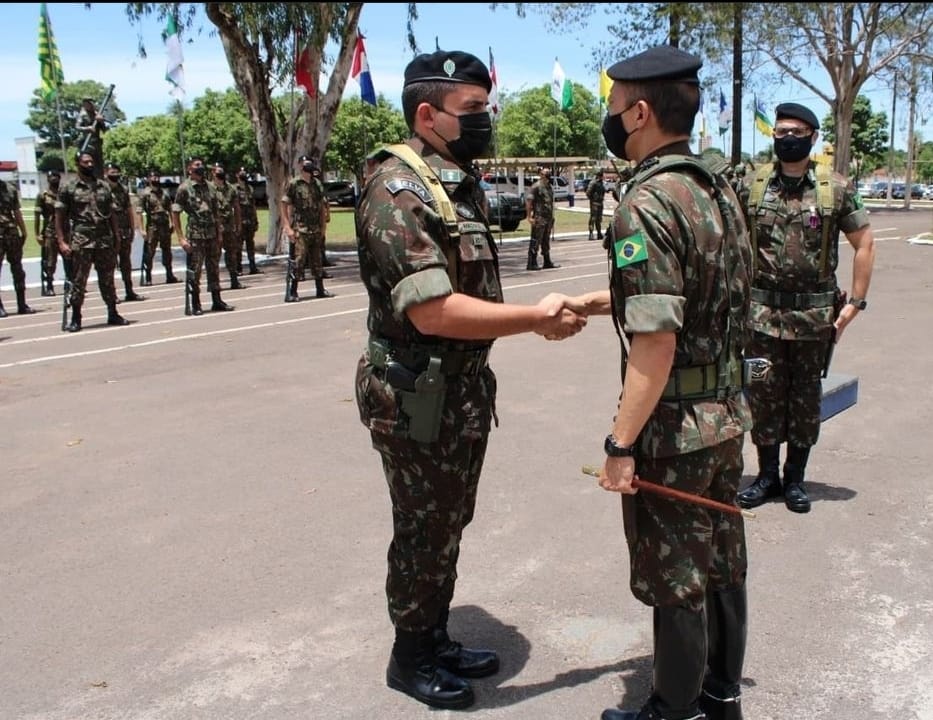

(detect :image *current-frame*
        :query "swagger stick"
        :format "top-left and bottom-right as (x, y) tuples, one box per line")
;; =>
(581, 465), (756, 519)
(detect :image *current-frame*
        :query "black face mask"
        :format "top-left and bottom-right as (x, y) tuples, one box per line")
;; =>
(302, 162), (315, 174)
(191, 166), (205, 178)
(437, 110), (492, 166)
(107, 175), (121, 183)
(602, 105), (638, 161)
(78, 164), (95, 178)
(214, 171), (226, 180)
(774, 135), (814, 163)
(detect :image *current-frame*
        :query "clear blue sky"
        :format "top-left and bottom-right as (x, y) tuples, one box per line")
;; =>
(1, 2), (925, 163)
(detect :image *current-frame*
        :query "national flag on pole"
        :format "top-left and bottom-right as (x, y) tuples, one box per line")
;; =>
(351, 30), (376, 106)
(295, 36), (315, 97)
(754, 95), (773, 137)
(598, 68), (612, 106)
(488, 47), (500, 118)
(551, 59), (573, 111)
(38, 3), (64, 102)
(163, 15), (185, 99)
(718, 88), (731, 136)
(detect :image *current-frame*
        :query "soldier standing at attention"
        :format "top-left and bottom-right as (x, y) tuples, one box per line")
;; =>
(55, 151), (129, 331)
(34, 169), (61, 297)
(137, 169), (179, 285)
(105, 162), (144, 302)
(736, 103), (875, 514)
(0, 177), (35, 317)
(211, 163), (242, 290)
(234, 168), (261, 275)
(526, 166), (558, 270)
(354, 49), (586, 711)
(561, 45), (754, 720)
(281, 155), (332, 302)
(586, 168), (607, 241)
(172, 157), (233, 315)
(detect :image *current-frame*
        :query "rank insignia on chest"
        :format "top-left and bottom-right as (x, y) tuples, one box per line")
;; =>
(385, 178), (432, 204)
(614, 231), (649, 268)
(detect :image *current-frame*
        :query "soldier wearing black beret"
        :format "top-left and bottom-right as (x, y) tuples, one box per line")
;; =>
(354, 48), (586, 711)
(563, 44), (755, 720)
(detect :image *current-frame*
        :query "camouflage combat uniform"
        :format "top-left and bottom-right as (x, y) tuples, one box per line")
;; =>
(526, 176), (555, 269)
(212, 176), (241, 288)
(0, 180), (31, 314)
(609, 143), (753, 714)
(354, 136), (502, 634)
(173, 178), (222, 295)
(585, 175), (606, 241)
(55, 174), (120, 313)
(35, 184), (60, 294)
(282, 174), (326, 281)
(108, 177), (139, 299)
(138, 183), (176, 284)
(235, 176), (259, 274)
(738, 162), (869, 449)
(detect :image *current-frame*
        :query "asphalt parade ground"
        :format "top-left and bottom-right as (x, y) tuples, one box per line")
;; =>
(1, 206), (932, 720)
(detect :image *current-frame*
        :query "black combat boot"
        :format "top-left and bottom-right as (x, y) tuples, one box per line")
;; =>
(16, 287), (35, 315)
(248, 259), (261, 275)
(736, 444), (782, 509)
(44, 276), (56, 296)
(165, 268), (180, 284)
(542, 252), (560, 269)
(526, 241), (539, 271)
(783, 445), (812, 513)
(107, 305), (130, 326)
(699, 585), (747, 720)
(0, 296), (8, 318)
(65, 307), (82, 332)
(229, 270), (243, 290)
(603, 606), (707, 720)
(125, 287), (145, 301)
(432, 625), (499, 679)
(189, 293), (203, 316)
(285, 279), (299, 303)
(386, 628), (474, 710)
(314, 278), (333, 298)
(211, 290), (234, 312)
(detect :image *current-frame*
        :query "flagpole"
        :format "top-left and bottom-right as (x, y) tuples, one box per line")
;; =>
(54, 94), (67, 174)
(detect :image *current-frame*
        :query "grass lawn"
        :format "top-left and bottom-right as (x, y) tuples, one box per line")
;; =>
(20, 200), (595, 258)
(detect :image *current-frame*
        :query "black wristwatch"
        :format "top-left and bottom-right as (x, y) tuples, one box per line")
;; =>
(848, 297), (868, 310)
(605, 434), (635, 458)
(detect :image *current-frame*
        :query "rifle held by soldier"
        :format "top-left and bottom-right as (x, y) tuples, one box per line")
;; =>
(61, 256), (73, 331)
(79, 84), (116, 155)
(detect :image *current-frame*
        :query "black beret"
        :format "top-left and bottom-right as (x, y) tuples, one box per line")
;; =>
(607, 45), (702, 85)
(105, 162), (120, 170)
(47, 169), (61, 177)
(775, 102), (819, 130)
(404, 50), (492, 92)
(298, 154), (314, 163)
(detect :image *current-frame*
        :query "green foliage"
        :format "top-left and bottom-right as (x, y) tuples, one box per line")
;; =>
(26, 80), (127, 156)
(324, 97), (408, 184)
(182, 89), (260, 170)
(821, 95), (889, 181)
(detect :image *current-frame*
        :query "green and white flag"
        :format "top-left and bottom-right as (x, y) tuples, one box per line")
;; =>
(551, 58), (573, 111)
(163, 15), (185, 99)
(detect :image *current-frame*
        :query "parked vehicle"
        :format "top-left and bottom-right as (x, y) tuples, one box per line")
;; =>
(551, 176), (571, 202)
(323, 180), (357, 207)
(480, 180), (525, 232)
(574, 177), (591, 192)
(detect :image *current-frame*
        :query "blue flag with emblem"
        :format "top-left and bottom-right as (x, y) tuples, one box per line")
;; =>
(614, 231), (648, 268)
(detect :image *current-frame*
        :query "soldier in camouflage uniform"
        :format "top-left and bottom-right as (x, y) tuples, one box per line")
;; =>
(105, 163), (144, 303)
(211, 163), (243, 290)
(525, 166), (557, 270)
(354, 49), (585, 711)
(586, 168), (607, 241)
(563, 46), (754, 720)
(0, 178), (34, 318)
(281, 155), (332, 302)
(76, 97), (107, 178)
(55, 151), (129, 332)
(171, 157), (234, 315)
(234, 168), (261, 275)
(137, 169), (179, 285)
(736, 103), (875, 515)
(34, 170), (61, 297)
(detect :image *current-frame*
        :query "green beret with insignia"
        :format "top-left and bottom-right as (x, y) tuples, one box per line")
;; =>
(607, 45), (702, 85)
(403, 50), (492, 92)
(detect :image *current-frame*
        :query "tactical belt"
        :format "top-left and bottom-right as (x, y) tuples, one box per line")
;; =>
(661, 363), (743, 401)
(368, 337), (490, 377)
(751, 287), (835, 310)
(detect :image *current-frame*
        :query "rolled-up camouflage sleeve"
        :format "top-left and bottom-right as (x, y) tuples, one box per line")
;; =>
(360, 169), (453, 319)
(837, 176), (870, 234)
(610, 188), (685, 334)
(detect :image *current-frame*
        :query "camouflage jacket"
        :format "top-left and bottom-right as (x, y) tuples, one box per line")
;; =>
(56, 175), (116, 249)
(586, 179), (606, 204)
(0, 180), (22, 237)
(235, 180), (258, 227)
(610, 144), (753, 458)
(35, 187), (59, 241)
(738, 161), (869, 340)
(283, 176), (324, 232)
(356, 136), (503, 349)
(173, 179), (218, 240)
(108, 180), (133, 233)
(528, 179), (554, 220)
(212, 180), (239, 233)
(138, 185), (172, 228)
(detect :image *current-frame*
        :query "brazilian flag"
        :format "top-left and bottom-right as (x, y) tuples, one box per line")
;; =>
(614, 231), (648, 269)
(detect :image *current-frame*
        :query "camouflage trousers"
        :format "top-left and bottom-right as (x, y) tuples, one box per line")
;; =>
(68, 244), (118, 309)
(294, 228), (323, 280)
(241, 222), (257, 268)
(185, 238), (222, 294)
(116, 228), (134, 288)
(588, 202), (604, 236)
(747, 332), (826, 448)
(221, 221), (238, 277)
(0, 231), (27, 290)
(529, 218), (554, 258)
(144, 223), (173, 273)
(623, 436), (747, 613)
(360, 367), (497, 633)
(40, 229), (60, 282)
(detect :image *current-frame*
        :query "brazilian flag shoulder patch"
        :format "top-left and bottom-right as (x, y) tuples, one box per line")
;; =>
(614, 231), (649, 269)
